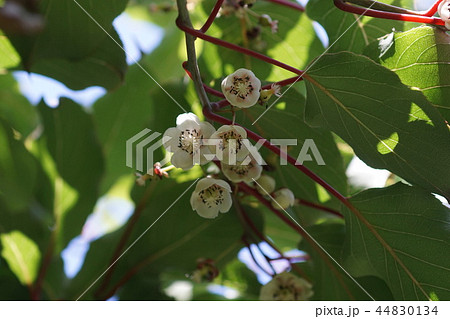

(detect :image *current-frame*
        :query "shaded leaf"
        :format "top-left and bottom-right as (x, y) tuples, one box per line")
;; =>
(7, 0), (128, 90)
(304, 52), (450, 199)
(342, 183), (450, 300)
(38, 99), (104, 249)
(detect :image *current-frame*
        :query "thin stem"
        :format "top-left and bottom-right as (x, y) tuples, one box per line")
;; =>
(235, 192), (311, 280)
(95, 182), (157, 298)
(176, 19), (303, 76)
(297, 199), (343, 218)
(334, 0), (445, 25)
(203, 104), (350, 206)
(265, 0), (305, 12)
(242, 236), (275, 277)
(239, 182), (356, 299)
(30, 232), (56, 300)
(200, 0), (225, 33)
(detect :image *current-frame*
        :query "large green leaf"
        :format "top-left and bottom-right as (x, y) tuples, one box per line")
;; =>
(38, 99), (104, 249)
(7, 0), (128, 90)
(342, 183), (450, 300)
(199, 1), (324, 82)
(237, 88), (348, 221)
(66, 178), (253, 300)
(0, 34), (20, 69)
(0, 119), (37, 211)
(299, 221), (392, 300)
(304, 52), (450, 200)
(0, 73), (39, 137)
(93, 65), (189, 193)
(366, 26), (450, 121)
(0, 231), (41, 286)
(306, 0), (409, 53)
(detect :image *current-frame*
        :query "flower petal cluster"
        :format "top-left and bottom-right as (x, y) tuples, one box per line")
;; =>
(221, 147), (263, 183)
(190, 177), (232, 219)
(221, 68), (261, 108)
(163, 113), (215, 170)
(209, 124), (249, 164)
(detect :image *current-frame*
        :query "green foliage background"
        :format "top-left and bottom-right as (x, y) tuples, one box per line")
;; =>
(0, 0), (449, 301)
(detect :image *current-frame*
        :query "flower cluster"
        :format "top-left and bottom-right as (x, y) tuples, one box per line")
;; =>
(259, 272), (313, 301)
(254, 174), (296, 210)
(139, 68), (291, 219)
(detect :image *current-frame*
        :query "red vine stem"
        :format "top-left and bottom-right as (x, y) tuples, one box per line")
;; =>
(235, 193), (311, 280)
(94, 182), (157, 298)
(266, 0), (305, 12)
(238, 182), (356, 299)
(334, 0), (445, 25)
(200, 0), (225, 33)
(203, 104), (350, 206)
(242, 236), (275, 277)
(298, 199), (343, 218)
(176, 18), (304, 76)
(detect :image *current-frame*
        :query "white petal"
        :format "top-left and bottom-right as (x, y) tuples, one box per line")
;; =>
(249, 163), (262, 180)
(195, 203), (220, 219)
(200, 121), (216, 138)
(195, 177), (217, 192)
(221, 164), (242, 183)
(171, 150), (194, 170)
(219, 192), (232, 213)
(176, 112), (200, 127)
(214, 179), (232, 193)
(162, 127), (180, 151)
(233, 125), (247, 138)
(190, 190), (199, 210)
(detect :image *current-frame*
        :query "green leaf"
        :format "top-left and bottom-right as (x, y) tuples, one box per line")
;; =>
(7, 0), (128, 90)
(366, 26), (450, 121)
(303, 52), (450, 200)
(38, 99), (104, 249)
(67, 178), (250, 300)
(238, 88), (348, 221)
(0, 231), (41, 286)
(306, 0), (408, 53)
(342, 183), (450, 300)
(0, 119), (37, 211)
(93, 66), (189, 193)
(199, 1), (323, 82)
(0, 73), (39, 137)
(0, 256), (30, 300)
(0, 34), (20, 69)
(299, 221), (379, 300)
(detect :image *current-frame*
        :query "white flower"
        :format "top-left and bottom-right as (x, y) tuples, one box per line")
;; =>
(271, 188), (295, 210)
(256, 175), (276, 195)
(221, 68), (261, 108)
(209, 125), (249, 164)
(221, 148), (263, 183)
(190, 177), (232, 219)
(163, 113), (216, 170)
(439, 0), (450, 29)
(260, 272), (313, 301)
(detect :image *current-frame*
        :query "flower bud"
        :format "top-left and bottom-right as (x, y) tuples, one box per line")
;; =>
(271, 188), (295, 210)
(256, 175), (276, 195)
